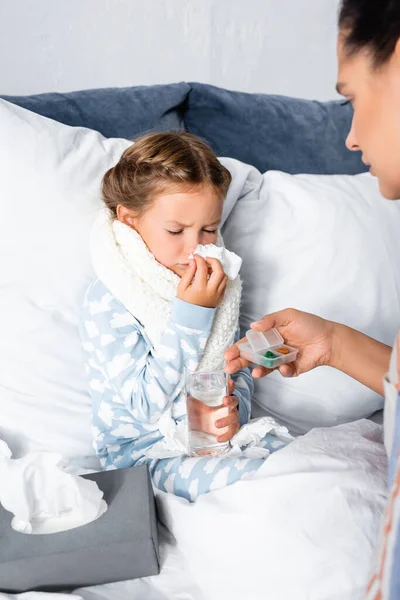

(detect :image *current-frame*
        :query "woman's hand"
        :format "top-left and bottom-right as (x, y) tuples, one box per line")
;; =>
(177, 255), (228, 308)
(187, 378), (240, 442)
(224, 308), (336, 379)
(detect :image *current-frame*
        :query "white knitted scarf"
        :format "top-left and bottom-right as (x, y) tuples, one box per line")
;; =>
(90, 208), (242, 372)
(89, 208), (291, 458)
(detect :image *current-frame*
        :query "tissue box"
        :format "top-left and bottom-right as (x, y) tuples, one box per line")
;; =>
(0, 465), (160, 592)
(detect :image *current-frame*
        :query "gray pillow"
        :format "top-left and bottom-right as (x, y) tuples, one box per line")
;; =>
(1, 83), (190, 139)
(185, 82), (367, 175)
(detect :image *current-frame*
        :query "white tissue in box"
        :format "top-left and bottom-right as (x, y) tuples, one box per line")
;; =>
(189, 244), (242, 280)
(0, 443), (107, 534)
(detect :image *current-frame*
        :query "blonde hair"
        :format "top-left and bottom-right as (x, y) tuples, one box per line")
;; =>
(102, 131), (232, 217)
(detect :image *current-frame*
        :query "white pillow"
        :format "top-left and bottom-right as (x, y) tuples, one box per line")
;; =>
(0, 100), (130, 468)
(221, 162), (400, 434)
(0, 100), (396, 466)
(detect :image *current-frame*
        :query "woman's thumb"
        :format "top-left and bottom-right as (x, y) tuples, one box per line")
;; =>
(251, 308), (293, 332)
(250, 313), (277, 332)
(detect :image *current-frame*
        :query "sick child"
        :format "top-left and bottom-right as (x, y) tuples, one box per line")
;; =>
(80, 132), (289, 502)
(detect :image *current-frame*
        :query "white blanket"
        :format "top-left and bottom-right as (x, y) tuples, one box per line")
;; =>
(156, 419), (387, 600)
(0, 420), (387, 600)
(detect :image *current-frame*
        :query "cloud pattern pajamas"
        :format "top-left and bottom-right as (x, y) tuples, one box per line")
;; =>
(80, 278), (288, 502)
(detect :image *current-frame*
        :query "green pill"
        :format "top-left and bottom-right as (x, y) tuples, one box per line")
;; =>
(263, 350), (278, 368)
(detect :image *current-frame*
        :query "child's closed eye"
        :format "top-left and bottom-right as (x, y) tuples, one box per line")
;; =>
(166, 229), (218, 236)
(167, 230), (183, 235)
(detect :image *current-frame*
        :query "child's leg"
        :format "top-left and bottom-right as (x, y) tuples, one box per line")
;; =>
(147, 431), (292, 502)
(259, 432), (289, 453)
(148, 454), (266, 502)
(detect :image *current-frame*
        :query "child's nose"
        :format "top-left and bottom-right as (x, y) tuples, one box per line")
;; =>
(186, 233), (202, 255)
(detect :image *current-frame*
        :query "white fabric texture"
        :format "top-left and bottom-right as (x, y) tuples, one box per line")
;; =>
(220, 159), (400, 433)
(155, 419), (387, 600)
(0, 99), (131, 468)
(90, 207), (241, 373)
(0, 439), (106, 534)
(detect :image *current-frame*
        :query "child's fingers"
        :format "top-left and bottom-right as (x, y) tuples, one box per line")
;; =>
(192, 255), (208, 287)
(227, 378), (235, 395)
(178, 259), (196, 290)
(217, 274), (228, 294)
(205, 257), (224, 272)
(215, 408), (239, 429)
(216, 422), (240, 443)
(222, 395), (239, 409)
(206, 258), (225, 286)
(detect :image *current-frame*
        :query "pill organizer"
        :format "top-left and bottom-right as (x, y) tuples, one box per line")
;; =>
(238, 328), (298, 369)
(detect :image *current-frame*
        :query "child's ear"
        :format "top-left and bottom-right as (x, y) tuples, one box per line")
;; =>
(116, 205), (138, 230)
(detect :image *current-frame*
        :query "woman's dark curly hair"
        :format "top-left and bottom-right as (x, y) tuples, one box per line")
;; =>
(339, 0), (400, 67)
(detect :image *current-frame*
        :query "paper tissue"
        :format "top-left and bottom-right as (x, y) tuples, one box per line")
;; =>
(0, 441), (159, 592)
(189, 244), (242, 280)
(0, 442), (107, 534)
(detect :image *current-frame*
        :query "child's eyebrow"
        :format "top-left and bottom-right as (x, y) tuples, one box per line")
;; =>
(166, 220), (221, 227)
(165, 220), (192, 227)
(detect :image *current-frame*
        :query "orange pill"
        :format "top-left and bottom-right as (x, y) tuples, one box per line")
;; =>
(277, 347), (290, 355)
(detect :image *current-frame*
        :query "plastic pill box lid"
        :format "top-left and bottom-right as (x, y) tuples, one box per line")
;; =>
(246, 328), (284, 352)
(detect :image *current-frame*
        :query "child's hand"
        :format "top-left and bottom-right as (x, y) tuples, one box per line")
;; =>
(187, 379), (240, 443)
(215, 394), (240, 443)
(177, 255), (228, 308)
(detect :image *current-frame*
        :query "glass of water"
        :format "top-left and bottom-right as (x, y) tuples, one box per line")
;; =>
(185, 357), (229, 456)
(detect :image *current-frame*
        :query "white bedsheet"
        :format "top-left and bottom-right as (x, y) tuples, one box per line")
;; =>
(1, 420), (387, 600)
(156, 419), (388, 600)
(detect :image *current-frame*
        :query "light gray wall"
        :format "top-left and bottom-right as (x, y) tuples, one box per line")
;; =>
(0, 0), (341, 100)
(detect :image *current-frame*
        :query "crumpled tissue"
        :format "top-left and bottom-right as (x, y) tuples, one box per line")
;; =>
(145, 411), (293, 460)
(0, 440), (107, 534)
(145, 411), (189, 459)
(228, 417), (294, 458)
(189, 244), (242, 280)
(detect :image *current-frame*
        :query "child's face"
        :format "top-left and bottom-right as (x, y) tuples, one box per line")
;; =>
(117, 184), (223, 276)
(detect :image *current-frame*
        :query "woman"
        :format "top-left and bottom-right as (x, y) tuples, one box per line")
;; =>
(225, 1), (400, 598)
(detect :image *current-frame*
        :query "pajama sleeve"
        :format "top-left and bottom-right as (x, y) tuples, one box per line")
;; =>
(230, 328), (253, 425)
(82, 294), (215, 423)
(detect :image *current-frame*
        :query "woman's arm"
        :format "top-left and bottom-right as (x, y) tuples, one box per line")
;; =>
(331, 323), (392, 395)
(225, 308), (392, 396)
